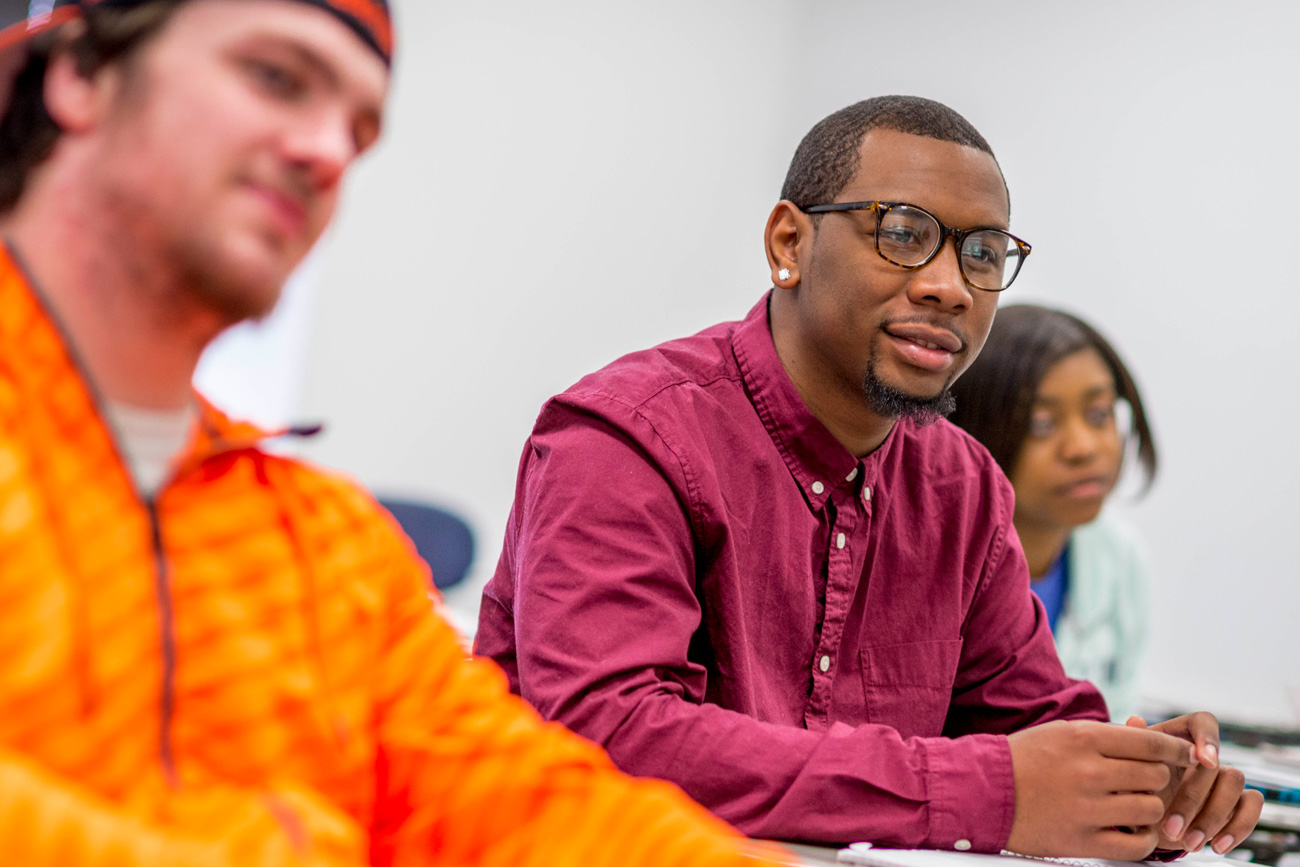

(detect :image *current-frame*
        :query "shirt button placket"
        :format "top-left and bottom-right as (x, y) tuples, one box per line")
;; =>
(806, 487), (858, 727)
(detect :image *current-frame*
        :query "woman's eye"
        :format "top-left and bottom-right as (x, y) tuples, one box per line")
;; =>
(1085, 404), (1116, 427)
(1028, 415), (1056, 438)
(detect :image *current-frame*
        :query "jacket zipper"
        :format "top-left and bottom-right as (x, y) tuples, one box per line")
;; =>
(147, 499), (179, 785)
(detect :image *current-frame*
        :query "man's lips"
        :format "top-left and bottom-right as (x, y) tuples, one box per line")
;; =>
(246, 182), (309, 240)
(883, 323), (964, 353)
(882, 323), (965, 372)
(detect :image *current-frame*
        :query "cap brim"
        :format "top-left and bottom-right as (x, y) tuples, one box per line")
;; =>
(0, 7), (82, 120)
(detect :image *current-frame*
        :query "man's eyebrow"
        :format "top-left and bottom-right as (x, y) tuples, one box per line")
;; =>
(239, 35), (386, 139)
(237, 33), (342, 88)
(284, 40), (342, 89)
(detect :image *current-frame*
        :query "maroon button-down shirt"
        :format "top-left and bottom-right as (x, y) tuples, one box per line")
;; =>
(477, 295), (1107, 850)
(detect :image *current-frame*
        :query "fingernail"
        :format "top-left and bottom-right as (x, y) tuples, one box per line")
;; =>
(1184, 831), (1205, 852)
(1204, 743), (1219, 768)
(1188, 745), (1198, 765)
(1213, 836), (1235, 855)
(1165, 815), (1186, 839)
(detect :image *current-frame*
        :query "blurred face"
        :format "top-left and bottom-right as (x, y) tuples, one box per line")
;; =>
(88, 0), (388, 321)
(1009, 347), (1124, 533)
(795, 130), (1009, 419)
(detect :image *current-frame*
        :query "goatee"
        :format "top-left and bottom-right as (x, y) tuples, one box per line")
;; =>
(862, 358), (956, 426)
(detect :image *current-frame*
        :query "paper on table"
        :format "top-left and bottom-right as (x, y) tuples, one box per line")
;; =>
(835, 847), (1133, 867)
(833, 846), (1251, 867)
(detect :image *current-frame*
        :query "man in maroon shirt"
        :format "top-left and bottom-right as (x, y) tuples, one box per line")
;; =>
(477, 96), (1261, 858)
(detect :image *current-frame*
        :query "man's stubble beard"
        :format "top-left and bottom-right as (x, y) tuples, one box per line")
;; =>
(861, 353), (958, 426)
(179, 240), (286, 325)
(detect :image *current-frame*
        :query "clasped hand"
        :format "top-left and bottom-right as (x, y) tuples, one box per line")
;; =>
(1006, 713), (1263, 860)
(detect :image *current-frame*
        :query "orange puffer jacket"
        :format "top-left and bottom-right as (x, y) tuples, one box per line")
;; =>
(0, 246), (786, 867)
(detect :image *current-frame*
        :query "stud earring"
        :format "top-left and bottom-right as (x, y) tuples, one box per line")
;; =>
(778, 268), (791, 281)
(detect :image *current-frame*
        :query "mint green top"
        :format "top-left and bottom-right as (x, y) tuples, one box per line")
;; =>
(1052, 515), (1150, 721)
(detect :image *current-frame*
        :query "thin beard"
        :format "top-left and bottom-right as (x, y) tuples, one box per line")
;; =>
(861, 357), (956, 426)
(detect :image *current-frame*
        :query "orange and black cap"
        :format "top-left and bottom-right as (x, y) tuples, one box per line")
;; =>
(0, 0), (393, 116)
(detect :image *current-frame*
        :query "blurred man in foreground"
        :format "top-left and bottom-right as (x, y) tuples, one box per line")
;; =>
(0, 2), (782, 864)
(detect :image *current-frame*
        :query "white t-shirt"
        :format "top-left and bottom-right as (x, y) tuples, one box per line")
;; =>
(104, 401), (197, 499)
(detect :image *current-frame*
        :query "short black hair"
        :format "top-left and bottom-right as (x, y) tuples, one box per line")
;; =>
(948, 304), (1158, 495)
(780, 95), (999, 211)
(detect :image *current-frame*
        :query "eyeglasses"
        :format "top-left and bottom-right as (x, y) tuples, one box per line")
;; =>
(802, 200), (1032, 292)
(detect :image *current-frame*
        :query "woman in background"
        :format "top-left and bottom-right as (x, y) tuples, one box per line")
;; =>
(950, 304), (1158, 720)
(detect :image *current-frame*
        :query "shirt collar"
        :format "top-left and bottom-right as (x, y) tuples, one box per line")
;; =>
(731, 293), (894, 511)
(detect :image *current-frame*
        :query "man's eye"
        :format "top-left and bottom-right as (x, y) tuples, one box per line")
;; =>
(963, 238), (1005, 269)
(879, 226), (922, 247)
(248, 60), (306, 99)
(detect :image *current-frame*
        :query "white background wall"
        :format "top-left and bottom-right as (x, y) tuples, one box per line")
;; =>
(208, 1), (1299, 723)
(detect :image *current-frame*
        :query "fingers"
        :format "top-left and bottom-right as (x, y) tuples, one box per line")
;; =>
(1097, 756), (1173, 795)
(1093, 793), (1168, 830)
(1125, 715), (1148, 728)
(1093, 723), (1198, 767)
(1208, 788), (1264, 855)
(1177, 766), (1250, 852)
(1090, 827), (1161, 862)
(1151, 712), (1221, 768)
(1161, 762), (1220, 843)
(1185, 712), (1220, 769)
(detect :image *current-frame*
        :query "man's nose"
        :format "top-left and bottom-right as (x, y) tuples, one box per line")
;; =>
(905, 238), (974, 312)
(284, 112), (356, 191)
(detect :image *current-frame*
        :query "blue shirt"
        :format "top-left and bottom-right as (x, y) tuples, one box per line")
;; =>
(1030, 543), (1071, 633)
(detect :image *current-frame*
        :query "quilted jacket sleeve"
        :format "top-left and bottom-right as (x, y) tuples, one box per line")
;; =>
(367, 531), (787, 867)
(0, 747), (367, 866)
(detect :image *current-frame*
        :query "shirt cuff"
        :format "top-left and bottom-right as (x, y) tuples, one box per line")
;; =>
(924, 733), (1016, 852)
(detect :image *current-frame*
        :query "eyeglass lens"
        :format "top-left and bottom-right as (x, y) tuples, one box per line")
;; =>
(877, 205), (1022, 291)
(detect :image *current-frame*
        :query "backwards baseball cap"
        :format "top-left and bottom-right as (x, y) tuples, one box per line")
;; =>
(0, 0), (392, 116)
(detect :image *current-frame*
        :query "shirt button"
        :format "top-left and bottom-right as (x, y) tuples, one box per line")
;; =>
(836, 532), (846, 549)
(846, 467), (859, 482)
(954, 840), (972, 851)
(811, 481), (825, 495)
(818, 655), (831, 673)
(863, 485), (873, 502)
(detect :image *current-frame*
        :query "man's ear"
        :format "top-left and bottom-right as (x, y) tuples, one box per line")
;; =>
(42, 31), (117, 135)
(764, 200), (812, 290)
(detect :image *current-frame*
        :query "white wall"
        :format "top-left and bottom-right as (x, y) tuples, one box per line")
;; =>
(290, 0), (1299, 722)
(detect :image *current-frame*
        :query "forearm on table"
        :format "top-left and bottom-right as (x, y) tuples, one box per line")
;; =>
(529, 682), (1017, 850)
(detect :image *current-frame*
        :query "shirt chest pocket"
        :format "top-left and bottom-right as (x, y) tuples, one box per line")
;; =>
(861, 639), (963, 740)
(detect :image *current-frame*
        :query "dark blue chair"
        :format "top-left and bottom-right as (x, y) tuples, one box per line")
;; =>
(379, 498), (476, 591)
